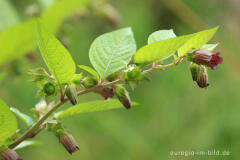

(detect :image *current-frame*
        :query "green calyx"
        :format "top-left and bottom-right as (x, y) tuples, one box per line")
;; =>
(52, 124), (67, 138)
(187, 53), (194, 62)
(43, 82), (56, 96)
(65, 84), (78, 105)
(114, 85), (131, 109)
(81, 76), (98, 88)
(114, 85), (126, 97)
(124, 65), (143, 81)
(189, 62), (199, 81)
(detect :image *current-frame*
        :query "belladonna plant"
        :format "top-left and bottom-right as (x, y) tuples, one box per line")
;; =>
(0, 21), (223, 159)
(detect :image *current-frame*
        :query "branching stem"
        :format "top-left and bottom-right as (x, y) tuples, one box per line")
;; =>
(9, 58), (182, 149)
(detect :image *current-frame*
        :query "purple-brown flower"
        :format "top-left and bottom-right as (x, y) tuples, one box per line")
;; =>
(0, 149), (23, 160)
(192, 50), (223, 70)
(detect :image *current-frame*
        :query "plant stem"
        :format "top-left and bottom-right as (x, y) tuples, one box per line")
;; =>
(142, 58), (183, 74)
(9, 79), (120, 149)
(9, 58), (181, 149)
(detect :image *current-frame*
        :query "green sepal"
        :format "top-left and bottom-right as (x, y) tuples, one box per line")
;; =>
(81, 76), (98, 89)
(65, 84), (78, 105)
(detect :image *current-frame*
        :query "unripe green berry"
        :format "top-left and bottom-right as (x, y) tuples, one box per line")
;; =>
(43, 82), (55, 96)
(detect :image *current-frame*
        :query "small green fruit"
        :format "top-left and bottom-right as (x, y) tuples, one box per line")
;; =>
(43, 82), (55, 96)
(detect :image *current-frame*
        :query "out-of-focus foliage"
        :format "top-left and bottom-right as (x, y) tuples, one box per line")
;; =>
(0, 0), (240, 159)
(0, 0), (19, 31)
(0, 0), (91, 67)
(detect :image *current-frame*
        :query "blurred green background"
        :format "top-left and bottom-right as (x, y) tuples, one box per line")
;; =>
(0, 0), (240, 159)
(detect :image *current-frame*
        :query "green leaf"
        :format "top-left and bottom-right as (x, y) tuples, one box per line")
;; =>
(0, 99), (18, 145)
(41, 0), (90, 33)
(134, 26), (219, 64)
(178, 26), (219, 57)
(134, 34), (194, 64)
(10, 107), (35, 127)
(37, 21), (76, 84)
(89, 27), (137, 79)
(0, 0), (19, 32)
(0, 0), (91, 67)
(148, 29), (176, 44)
(201, 43), (219, 51)
(56, 99), (138, 119)
(14, 140), (39, 150)
(78, 65), (100, 80)
(0, 19), (37, 67)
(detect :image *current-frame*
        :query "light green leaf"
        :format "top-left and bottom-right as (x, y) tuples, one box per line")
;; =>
(78, 65), (100, 80)
(201, 43), (219, 51)
(14, 140), (39, 150)
(37, 21), (76, 84)
(134, 34), (194, 64)
(89, 27), (137, 79)
(178, 26), (219, 57)
(0, 99), (18, 145)
(148, 29), (176, 44)
(0, 19), (37, 67)
(56, 99), (138, 119)
(0, 0), (91, 67)
(10, 107), (35, 127)
(0, 0), (19, 32)
(41, 0), (90, 33)
(134, 26), (219, 64)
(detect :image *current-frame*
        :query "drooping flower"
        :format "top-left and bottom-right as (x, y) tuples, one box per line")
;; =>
(59, 133), (79, 154)
(189, 63), (209, 88)
(191, 50), (223, 70)
(114, 85), (131, 109)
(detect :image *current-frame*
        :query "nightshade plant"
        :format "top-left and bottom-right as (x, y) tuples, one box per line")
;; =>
(0, 20), (223, 160)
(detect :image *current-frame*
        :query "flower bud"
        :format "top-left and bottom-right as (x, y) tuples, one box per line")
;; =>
(196, 66), (209, 88)
(43, 82), (55, 96)
(65, 85), (78, 105)
(95, 87), (114, 99)
(59, 133), (79, 154)
(114, 85), (131, 109)
(81, 76), (98, 89)
(0, 149), (22, 160)
(189, 50), (223, 70)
